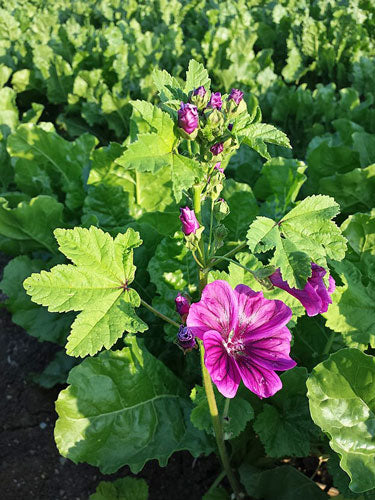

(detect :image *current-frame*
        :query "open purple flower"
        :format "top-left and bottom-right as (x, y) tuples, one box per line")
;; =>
(229, 88), (244, 105)
(208, 92), (222, 110)
(210, 142), (224, 155)
(179, 207), (200, 235)
(177, 325), (196, 351)
(178, 102), (198, 134)
(269, 264), (335, 317)
(187, 280), (296, 398)
(193, 86), (206, 96)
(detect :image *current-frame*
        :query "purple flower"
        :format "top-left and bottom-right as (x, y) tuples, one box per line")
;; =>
(208, 92), (222, 110)
(269, 264), (335, 317)
(178, 102), (198, 134)
(179, 207), (200, 235)
(229, 88), (244, 105)
(193, 86), (206, 96)
(214, 162), (224, 173)
(210, 143), (224, 156)
(228, 123), (233, 131)
(177, 325), (196, 351)
(187, 280), (296, 398)
(175, 293), (190, 318)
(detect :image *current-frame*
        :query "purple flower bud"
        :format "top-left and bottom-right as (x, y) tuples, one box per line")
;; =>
(228, 123), (233, 131)
(229, 88), (244, 105)
(179, 207), (200, 235)
(178, 102), (198, 134)
(177, 325), (196, 351)
(175, 293), (190, 318)
(214, 162), (224, 173)
(208, 92), (222, 110)
(210, 143), (224, 156)
(193, 86), (206, 96)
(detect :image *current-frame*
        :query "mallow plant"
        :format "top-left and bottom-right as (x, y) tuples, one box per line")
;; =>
(21, 61), (375, 499)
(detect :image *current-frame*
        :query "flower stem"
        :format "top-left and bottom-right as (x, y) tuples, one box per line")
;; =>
(199, 341), (243, 500)
(211, 255), (255, 276)
(140, 299), (180, 328)
(208, 241), (247, 269)
(322, 330), (336, 355)
(207, 198), (215, 257)
(187, 140), (193, 157)
(193, 184), (206, 269)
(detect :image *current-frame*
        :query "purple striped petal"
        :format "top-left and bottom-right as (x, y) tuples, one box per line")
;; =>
(187, 280), (238, 340)
(203, 330), (241, 398)
(235, 357), (282, 399)
(234, 284), (292, 340)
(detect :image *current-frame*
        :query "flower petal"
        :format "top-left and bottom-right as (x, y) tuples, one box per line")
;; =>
(187, 280), (238, 340)
(234, 284), (292, 340)
(244, 327), (296, 372)
(235, 357), (282, 398)
(203, 330), (241, 398)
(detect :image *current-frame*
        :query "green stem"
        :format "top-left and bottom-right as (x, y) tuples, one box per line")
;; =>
(206, 470), (226, 496)
(207, 197), (215, 257)
(140, 299), (180, 328)
(193, 184), (206, 268)
(223, 398), (231, 421)
(199, 341), (243, 500)
(135, 171), (141, 205)
(322, 330), (336, 355)
(211, 255), (255, 276)
(187, 140), (193, 157)
(208, 241), (247, 269)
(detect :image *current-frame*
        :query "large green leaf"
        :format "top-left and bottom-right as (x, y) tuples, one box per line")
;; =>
(239, 464), (328, 499)
(253, 368), (318, 458)
(1, 256), (74, 345)
(242, 123), (291, 160)
(55, 337), (213, 474)
(221, 179), (258, 242)
(0, 195), (65, 255)
(90, 477), (148, 500)
(307, 348), (375, 493)
(7, 124), (97, 210)
(24, 226), (147, 357)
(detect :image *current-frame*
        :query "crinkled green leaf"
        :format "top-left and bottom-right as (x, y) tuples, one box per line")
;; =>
(7, 124), (97, 210)
(246, 217), (279, 253)
(190, 385), (253, 440)
(307, 348), (375, 493)
(55, 337), (213, 474)
(239, 464), (328, 500)
(221, 179), (258, 242)
(32, 350), (78, 389)
(90, 477), (148, 500)
(1, 255), (74, 344)
(152, 68), (186, 102)
(242, 123), (291, 160)
(253, 368), (318, 458)
(0, 195), (65, 255)
(324, 260), (375, 349)
(24, 226), (147, 357)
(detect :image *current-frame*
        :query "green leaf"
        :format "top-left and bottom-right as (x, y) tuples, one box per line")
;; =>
(324, 260), (375, 349)
(239, 464), (328, 500)
(148, 232), (198, 338)
(221, 179), (258, 242)
(184, 59), (211, 93)
(253, 157), (307, 214)
(246, 217), (279, 253)
(319, 165), (375, 213)
(130, 100), (176, 137)
(55, 338), (213, 474)
(341, 211), (375, 269)
(202, 487), (229, 500)
(352, 132), (375, 167)
(24, 227), (147, 357)
(190, 385), (254, 439)
(90, 477), (148, 500)
(32, 350), (78, 389)
(273, 235), (313, 289)
(0, 87), (18, 134)
(7, 124), (97, 210)
(1, 256), (74, 344)
(242, 123), (291, 160)
(0, 195), (64, 255)
(152, 68), (185, 102)
(253, 368), (318, 458)
(307, 348), (375, 493)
